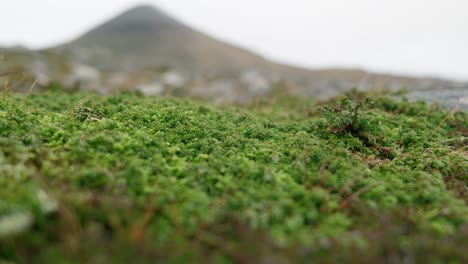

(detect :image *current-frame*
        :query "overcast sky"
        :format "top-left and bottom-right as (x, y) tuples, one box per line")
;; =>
(1, 0), (467, 80)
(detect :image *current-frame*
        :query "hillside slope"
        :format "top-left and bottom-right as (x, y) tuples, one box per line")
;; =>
(1, 88), (467, 262)
(54, 5), (272, 74)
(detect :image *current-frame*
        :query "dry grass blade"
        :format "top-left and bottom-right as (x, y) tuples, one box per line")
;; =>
(427, 101), (462, 140)
(20, 79), (38, 108)
(436, 136), (467, 144)
(3, 79), (8, 100)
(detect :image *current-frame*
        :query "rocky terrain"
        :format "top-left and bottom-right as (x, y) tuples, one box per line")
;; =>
(405, 86), (468, 110)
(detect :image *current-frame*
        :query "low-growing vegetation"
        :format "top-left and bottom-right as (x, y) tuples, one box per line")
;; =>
(0, 86), (467, 263)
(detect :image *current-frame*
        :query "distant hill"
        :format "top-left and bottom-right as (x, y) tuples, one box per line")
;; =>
(2, 4), (464, 102)
(53, 5), (272, 75)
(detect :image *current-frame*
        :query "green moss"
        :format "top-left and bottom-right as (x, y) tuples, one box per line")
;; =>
(0, 90), (467, 263)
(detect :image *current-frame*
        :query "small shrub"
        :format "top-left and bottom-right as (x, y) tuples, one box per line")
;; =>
(72, 99), (105, 122)
(319, 96), (374, 134)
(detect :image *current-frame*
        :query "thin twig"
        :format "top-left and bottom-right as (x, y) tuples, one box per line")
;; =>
(130, 196), (157, 243)
(6, 73), (27, 93)
(339, 183), (380, 210)
(339, 174), (361, 196)
(0, 72), (16, 77)
(315, 157), (331, 186)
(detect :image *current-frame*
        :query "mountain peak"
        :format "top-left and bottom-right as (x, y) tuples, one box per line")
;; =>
(119, 4), (169, 17)
(59, 3), (268, 74)
(127, 3), (156, 10)
(110, 4), (179, 27)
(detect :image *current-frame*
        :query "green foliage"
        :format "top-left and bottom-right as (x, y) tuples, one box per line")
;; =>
(319, 97), (374, 134)
(0, 90), (467, 263)
(72, 98), (105, 122)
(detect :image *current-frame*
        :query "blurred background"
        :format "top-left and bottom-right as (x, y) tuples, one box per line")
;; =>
(1, 0), (467, 106)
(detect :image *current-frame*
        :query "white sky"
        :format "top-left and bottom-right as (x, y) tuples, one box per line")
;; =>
(1, 0), (467, 81)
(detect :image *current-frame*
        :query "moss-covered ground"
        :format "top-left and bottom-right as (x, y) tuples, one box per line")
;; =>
(0, 88), (467, 263)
